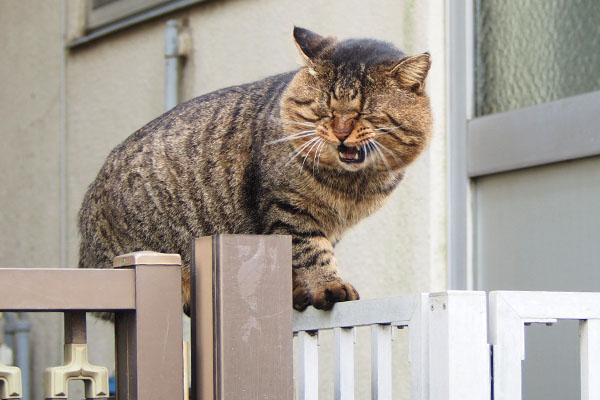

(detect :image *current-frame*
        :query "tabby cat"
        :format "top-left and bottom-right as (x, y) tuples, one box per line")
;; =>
(78, 27), (432, 313)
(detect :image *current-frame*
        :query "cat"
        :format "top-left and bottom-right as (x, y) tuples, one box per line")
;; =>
(78, 27), (432, 314)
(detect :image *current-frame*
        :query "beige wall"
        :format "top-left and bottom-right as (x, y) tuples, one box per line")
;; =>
(0, 1), (65, 398)
(0, 3), (62, 269)
(2, 0), (447, 398)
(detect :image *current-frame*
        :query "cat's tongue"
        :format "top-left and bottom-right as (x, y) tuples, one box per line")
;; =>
(341, 147), (358, 159)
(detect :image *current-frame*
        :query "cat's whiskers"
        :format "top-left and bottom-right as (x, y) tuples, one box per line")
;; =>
(360, 142), (369, 170)
(283, 137), (320, 168)
(267, 129), (317, 145)
(288, 121), (318, 128)
(270, 116), (317, 129)
(312, 139), (327, 174)
(373, 125), (404, 132)
(367, 139), (392, 173)
(365, 141), (379, 169)
(302, 137), (322, 170)
(371, 138), (401, 166)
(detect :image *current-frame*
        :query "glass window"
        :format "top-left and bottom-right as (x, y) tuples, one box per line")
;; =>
(474, 0), (600, 116)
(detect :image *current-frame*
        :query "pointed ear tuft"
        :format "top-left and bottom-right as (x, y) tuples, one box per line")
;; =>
(293, 26), (335, 63)
(390, 53), (432, 93)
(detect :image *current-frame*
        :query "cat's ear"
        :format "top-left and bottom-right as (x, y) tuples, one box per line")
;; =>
(293, 26), (335, 64)
(389, 53), (431, 93)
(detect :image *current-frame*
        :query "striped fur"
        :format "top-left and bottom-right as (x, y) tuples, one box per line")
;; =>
(78, 27), (433, 313)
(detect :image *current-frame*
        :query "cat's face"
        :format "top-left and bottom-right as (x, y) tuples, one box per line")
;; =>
(280, 27), (432, 173)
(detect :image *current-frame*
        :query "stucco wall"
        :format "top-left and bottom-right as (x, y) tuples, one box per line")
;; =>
(0, 2), (64, 398)
(2, 0), (446, 398)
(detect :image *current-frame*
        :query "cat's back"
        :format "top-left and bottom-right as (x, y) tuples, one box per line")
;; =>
(86, 70), (295, 192)
(109, 71), (294, 160)
(79, 71), (295, 267)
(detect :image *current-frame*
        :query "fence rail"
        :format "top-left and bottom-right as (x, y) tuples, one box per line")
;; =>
(292, 295), (424, 400)
(0, 252), (184, 400)
(2, 235), (600, 400)
(293, 296), (419, 400)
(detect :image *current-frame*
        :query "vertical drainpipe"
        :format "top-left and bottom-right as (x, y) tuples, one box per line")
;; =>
(3, 313), (31, 400)
(59, 4), (69, 400)
(165, 20), (181, 111)
(165, 21), (193, 397)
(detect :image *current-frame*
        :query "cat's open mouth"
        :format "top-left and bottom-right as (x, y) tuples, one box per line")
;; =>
(337, 144), (366, 164)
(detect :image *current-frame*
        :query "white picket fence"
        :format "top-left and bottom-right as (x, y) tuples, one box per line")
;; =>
(293, 295), (428, 400)
(292, 290), (600, 400)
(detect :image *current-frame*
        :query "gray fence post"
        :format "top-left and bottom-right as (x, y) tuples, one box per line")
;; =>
(191, 235), (293, 400)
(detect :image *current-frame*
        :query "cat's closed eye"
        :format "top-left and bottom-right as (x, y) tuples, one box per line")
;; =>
(362, 115), (389, 126)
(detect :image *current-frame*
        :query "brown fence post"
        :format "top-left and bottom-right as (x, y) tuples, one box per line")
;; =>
(113, 251), (184, 400)
(191, 234), (293, 400)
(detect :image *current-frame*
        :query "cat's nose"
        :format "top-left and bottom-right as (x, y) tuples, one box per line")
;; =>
(332, 114), (356, 140)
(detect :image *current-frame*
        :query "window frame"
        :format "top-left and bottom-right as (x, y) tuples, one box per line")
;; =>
(87, 0), (174, 30)
(446, 0), (600, 289)
(467, 91), (600, 177)
(68, 0), (207, 48)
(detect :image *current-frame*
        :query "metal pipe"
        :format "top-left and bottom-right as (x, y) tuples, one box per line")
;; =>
(4, 313), (31, 400)
(3, 314), (14, 351)
(165, 20), (181, 111)
(60, 0), (68, 272)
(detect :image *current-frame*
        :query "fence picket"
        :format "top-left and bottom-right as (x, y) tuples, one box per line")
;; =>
(409, 293), (429, 400)
(371, 324), (392, 400)
(428, 291), (490, 400)
(489, 292), (526, 400)
(298, 331), (319, 400)
(580, 319), (600, 400)
(334, 327), (355, 400)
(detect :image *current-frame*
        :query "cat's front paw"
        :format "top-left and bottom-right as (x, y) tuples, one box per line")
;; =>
(293, 278), (359, 311)
(312, 280), (360, 310)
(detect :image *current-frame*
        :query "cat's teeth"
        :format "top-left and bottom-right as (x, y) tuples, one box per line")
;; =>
(338, 147), (361, 162)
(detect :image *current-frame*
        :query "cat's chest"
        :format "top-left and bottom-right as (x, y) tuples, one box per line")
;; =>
(274, 168), (394, 238)
(337, 195), (381, 221)
(315, 190), (385, 237)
